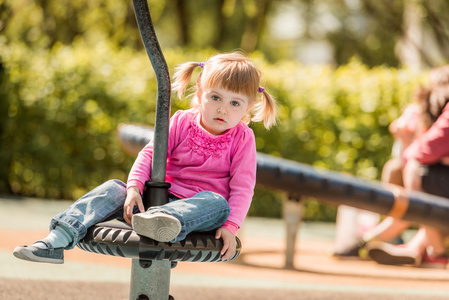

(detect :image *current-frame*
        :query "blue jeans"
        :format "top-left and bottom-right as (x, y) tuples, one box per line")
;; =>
(50, 179), (230, 249)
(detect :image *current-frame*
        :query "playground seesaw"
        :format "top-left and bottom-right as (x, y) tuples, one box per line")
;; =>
(117, 123), (449, 233)
(116, 122), (449, 269)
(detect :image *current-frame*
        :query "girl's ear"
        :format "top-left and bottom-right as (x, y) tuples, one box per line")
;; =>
(196, 88), (202, 103)
(196, 77), (203, 102)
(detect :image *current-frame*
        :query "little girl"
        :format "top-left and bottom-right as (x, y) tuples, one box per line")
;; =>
(13, 52), (277, 263)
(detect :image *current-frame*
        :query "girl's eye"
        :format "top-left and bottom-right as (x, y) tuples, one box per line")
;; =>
(212, 96), (220, 101)
(231, 101), (240, 107)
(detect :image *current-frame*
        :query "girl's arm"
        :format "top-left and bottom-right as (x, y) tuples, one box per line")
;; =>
(125, 111), (183, 221)
(225, 129), (257, 232)
(220, 128), (257, 227)
(123, 143), (154, 223)
(126, 110), (183, 193)
(216, 128), (256, 259)
(123, 186), (145, 225)
(127, 140), (154, 194)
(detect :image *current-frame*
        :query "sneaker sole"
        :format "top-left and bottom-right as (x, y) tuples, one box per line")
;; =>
(13, 246), (64, 264)
(368, 248), (416, 265)
(133, 213), (181, 242)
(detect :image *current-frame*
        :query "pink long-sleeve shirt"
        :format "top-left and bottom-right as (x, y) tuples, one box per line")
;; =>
(403, 103), (449, 165)
(127, 108), (257, 235)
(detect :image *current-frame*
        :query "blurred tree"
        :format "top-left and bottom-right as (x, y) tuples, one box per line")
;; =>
(319, 0), (449, 68)
(240, 0), (271, 52)
(178, 0), (272, 53)
(2, 0), (448, 67)
(396, 0), (449, 69)
(1, 0), (143, 50)
(173, 0), (189, 45)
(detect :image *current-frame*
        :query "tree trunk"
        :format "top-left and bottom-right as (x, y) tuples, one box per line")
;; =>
(174, 0), (189, 46)
(240, 0), (270, 52)
(397, 0), (423, 70)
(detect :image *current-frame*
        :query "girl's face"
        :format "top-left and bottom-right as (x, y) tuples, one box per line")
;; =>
(198, 86), (250, 135)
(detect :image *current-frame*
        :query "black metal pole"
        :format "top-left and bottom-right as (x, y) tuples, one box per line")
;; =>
(130, 1), (173, 299)
(256, 153), (449, 232)
(132, 0), (171, 208)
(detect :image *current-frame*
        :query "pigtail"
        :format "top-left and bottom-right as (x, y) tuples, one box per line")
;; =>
(415, 84), (449, 130)
(415, 86), (433, 130)
(172, 62), (202, 100)
(251, 89), (278, 129)
(429, 86), (449, 123)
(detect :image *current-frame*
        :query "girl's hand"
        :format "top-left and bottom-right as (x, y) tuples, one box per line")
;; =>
(123, 186), (145, 225)
(215, 227), (237, 260)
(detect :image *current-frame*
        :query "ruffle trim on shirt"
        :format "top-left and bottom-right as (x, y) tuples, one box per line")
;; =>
(187, 119), (232, 157)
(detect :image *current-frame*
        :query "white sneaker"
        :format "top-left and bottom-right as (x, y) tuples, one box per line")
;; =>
(366, 241), (421, 266)
(132, 212), (181, 242)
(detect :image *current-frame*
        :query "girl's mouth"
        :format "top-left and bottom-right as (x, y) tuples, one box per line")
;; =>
(214, 118), (226, 123)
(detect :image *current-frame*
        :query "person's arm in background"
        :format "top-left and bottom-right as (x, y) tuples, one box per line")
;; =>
(403, 104), (449, 165)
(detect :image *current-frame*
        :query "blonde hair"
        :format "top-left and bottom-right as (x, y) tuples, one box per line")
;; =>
(172, 52), (277, 129)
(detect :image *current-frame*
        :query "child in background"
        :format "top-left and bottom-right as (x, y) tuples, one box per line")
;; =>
(333, 100), (422, 258)
(333, 65), (449, 268)
(366, 67), (449, 268)
(13, 52), (277, 263)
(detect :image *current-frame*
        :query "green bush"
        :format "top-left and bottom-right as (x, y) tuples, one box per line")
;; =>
(0, 40), (426, 221)
(247, 57), (425, 220)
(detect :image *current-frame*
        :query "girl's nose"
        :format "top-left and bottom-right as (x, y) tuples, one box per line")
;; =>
(217, 105), (226, 115)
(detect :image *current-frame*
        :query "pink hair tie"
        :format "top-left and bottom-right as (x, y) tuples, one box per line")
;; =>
(198, 62), (205, 68)
(258, 86), (265, 93)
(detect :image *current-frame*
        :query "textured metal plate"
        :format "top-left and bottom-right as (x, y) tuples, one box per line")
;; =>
(77, 222), (241, 262)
